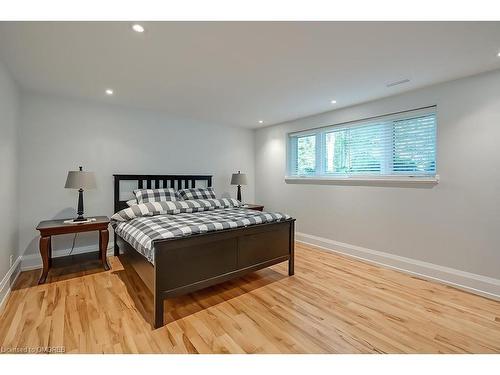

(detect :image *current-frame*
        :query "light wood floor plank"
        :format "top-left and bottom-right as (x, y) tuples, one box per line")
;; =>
(0, 242), (499, 353)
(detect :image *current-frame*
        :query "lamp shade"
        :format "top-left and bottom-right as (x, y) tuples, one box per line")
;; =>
(64, 170), (97, 189)
(231, 172), (247, 185)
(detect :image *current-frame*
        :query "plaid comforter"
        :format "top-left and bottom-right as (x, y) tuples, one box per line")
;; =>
(112, 199), (291, 263)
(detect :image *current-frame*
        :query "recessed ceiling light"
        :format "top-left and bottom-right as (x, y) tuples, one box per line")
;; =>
(497, 51), (500, 57)
(330, 100), (337, 104)
(132, 24), (145, 33)
(258, 120), (264, 124)
(105, 89), (114, 95)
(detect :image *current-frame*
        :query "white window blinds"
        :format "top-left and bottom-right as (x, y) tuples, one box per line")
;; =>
(288, 107), (437, 178)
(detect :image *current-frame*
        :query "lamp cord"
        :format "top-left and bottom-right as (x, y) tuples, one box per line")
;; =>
(68, 233), (77, 256)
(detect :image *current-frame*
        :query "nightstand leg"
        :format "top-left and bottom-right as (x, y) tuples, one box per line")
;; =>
(99, 229), (110, 271)
(38, 236), (50, 284)
(288, 221), (295, 276)
(48, 236), (52, 268)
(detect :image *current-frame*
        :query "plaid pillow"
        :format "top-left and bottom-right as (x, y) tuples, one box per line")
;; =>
(126, 199), (137, 207)
(177, 187), (216, 200)
(134, 188), (179, 204)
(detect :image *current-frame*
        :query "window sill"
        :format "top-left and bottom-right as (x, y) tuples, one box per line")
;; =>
(284, 175), (439, 187)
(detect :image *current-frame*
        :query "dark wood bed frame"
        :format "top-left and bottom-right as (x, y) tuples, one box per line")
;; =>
(113, 174), (295, 328)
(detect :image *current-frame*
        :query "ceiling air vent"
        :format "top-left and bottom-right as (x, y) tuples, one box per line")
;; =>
(386, 79), (410, 88)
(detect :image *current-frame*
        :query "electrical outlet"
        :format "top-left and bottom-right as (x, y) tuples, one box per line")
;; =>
(9, 254), (14, 268)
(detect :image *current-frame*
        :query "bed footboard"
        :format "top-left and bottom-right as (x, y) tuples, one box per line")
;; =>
(116, 219), (295, 328)
(153, 219), (295, 328)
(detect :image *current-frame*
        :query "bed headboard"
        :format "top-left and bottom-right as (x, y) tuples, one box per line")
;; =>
(113, 174), (213, 213)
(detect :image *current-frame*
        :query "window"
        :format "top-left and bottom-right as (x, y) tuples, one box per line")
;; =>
(287, 107), (437, 179)
(293, 134), (316, 175)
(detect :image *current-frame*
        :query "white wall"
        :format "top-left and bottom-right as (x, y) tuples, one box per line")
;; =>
(255, 69), (500, 281)
(18, 93), (255, 259)
(0, 60), (20, 298)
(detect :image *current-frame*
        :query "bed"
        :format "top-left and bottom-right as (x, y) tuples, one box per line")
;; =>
(112, 174), (295, 328)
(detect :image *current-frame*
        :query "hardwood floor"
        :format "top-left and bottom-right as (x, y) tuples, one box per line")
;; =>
(1, 243), (500, 353)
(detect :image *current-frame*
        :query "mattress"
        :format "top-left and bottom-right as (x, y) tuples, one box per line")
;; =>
(114, 207), (291, 264)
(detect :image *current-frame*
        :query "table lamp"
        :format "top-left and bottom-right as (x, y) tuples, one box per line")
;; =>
(230, 171), (247, 202)
(64, 166), (96, 222)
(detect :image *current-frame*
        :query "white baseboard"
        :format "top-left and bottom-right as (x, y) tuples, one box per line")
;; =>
(296, 232), (500, 301)
(0, 256), (22, 313)
(21, 242), (115, 271)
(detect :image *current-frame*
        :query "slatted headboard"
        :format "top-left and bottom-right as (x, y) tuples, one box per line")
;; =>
(113, 174), (213, 213)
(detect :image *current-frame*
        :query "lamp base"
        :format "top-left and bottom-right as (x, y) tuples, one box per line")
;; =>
(74, 188), (86, 222)
(237, 185), (242, 202)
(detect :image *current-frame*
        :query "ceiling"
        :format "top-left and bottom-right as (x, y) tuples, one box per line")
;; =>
(0, 21), (499, 128)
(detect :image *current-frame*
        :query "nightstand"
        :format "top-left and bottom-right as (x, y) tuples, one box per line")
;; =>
(35, 216), (110, 284)
(243, 204), (264, 211)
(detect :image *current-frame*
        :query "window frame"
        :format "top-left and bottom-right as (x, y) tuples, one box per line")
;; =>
(286, 106), (439, 185)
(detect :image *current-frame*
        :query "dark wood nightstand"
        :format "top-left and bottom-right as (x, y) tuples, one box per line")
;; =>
(243, 204), (264, 211)
(35, 216), (110, 284)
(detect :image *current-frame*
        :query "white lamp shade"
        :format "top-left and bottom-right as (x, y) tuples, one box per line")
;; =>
(231, 172), (247, 185)
(64, 171), (97, 189)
